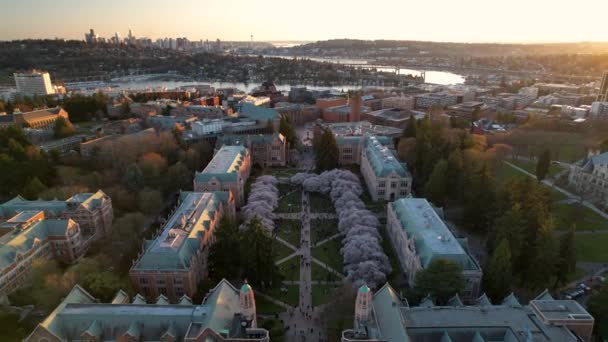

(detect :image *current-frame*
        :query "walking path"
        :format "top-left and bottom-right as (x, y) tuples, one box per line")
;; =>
(277, 191), (332, 342)
(504, 161), (608, 220)
(313, 233), (342, 248)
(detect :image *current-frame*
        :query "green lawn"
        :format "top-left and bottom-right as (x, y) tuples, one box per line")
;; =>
(553, 203), (608, 231)
(256, 295), (287, 315)
(266, 285), (299, 307)
(268, 168), (300, 178)
(278, 257), (300, 281)
(575, 234), (608, 263)
(496, 162), (566, 201)
(277, 184), (301, 213)
(508, 159), (563, 178)
(312, 284), (339, 307)
(274, 219), (302, 246)
(312, 262), (340, 282)
(310, 219), (339, 245)
(309, 192), (334, 213)
(273, 240), (295, 261)
(312, 239), (344, 273)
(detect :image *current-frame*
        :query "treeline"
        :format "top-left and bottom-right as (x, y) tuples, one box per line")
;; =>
(0, 93), (110, 122)
(0, 126), (56, 200)
(398, 115), (575, 298)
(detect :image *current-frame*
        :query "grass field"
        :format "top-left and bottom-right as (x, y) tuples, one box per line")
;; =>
(266, 285), (299, 307)
(274, 219), (302, 246)
(312, 262), (340, 282)
(279, 257), (300, 281)
(312, 284), (339, 307)
(277, 184), (301, 213)
(256, 295), (287, 314)
(309, 192), (334, 213)
(575, 234), (608, 263)
(312, 239), (344, 273)
(310, 219), (339, 245)
(508, 159), (563, 178)
(552, 203), (608, 231)
(273, 240), (295, 261)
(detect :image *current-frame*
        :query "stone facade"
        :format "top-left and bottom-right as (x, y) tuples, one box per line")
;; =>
(217, 134), (288, 167)
(569, 151), (608, 207)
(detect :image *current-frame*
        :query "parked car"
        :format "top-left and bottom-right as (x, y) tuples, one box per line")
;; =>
(565, 289), (585, 300)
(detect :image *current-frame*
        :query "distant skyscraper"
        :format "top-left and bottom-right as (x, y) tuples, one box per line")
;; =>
(14, 70), (55, 96)
(84, 28), (98, 44)
(598, 71), (608, 102)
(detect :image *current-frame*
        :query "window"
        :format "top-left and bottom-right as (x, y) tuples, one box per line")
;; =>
(173, 277), (183, 284)
(158, 287), (167, 295)
(175, 287), (184, 297)
(379, 181), (386, 188)
(378, 190), (386, 196)
(391, 182), (397, 188)
(140, 277), (148, 284)
(400, 181), (408, 187)
(156, 278), (166, 285)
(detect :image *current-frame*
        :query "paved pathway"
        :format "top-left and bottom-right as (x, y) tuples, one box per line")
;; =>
(313, 233), (342, 248)
(277, 191), (331, 342)
(504, 161), (608, 220)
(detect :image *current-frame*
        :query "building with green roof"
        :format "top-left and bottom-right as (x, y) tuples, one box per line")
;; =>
(0, 211), (84, 295)
(25, 279), (269, 342)
(342, 284), (594, 342)
(0, 190), (113, 241)
(387, 198), (482, 302)
(130, 191), (235, 301)
(194, 146), (251, 206)
(216, 133), (288, 167)
(361, 136), (412, 201)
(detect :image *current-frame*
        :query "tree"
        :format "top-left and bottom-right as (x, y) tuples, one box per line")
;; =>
(402, 114), (417, 138)
(491, 204), (525, 267)
(525, 227), (558, 291)
(208, 216), (242, 281)
(137, 189), (163, 215)
(122, 163), (144, 192)
(556, 225), (576, 285)
(535, 149), (551, 181)
(120, 102), (131, 118)
(163, 162), (191, 194)
(240, 217), (283, 289)
(484, 239), (512, 302)
(23, 177), (47, 199)
(53, 116), (75, 139)
(162, 105), (172, 116)
(425, 159), (448, 206)
(315, 128), (339, 171)
(414, 259), (465, 305)
(138, 152), (168, 187)
(462, 164), (496, 233)
(279, 114), (298, 147)
(587, 283), (608, 340)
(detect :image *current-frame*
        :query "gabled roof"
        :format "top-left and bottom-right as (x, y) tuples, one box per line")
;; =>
(475, 293), (492, 307)
(501, 293), (521, 308)
(237, 103), (278, 121)
(390, 198), (480, 271)
(195, 146), (247, 183)
(447, 294), (463, 307)
(131, 192), (230, 272)
(364, 136), (408, 178)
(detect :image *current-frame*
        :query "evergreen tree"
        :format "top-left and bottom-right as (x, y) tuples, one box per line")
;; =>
(120, 102), (131, 118)
(587, 283), (608, 339)
(484, 239), (512, 302)
(535, 149), (551, 181)
(556, 225), (577, 285)
(279, 114), (298, 147)
(208, 216), (242, 281)
(23, 177), (47, 199)
(315, 128), (339, 171)
(241, 218), (283, 289)
(463, 164), (496, 233)
(425, 159), (448, 207)
(402, 114), (417, 138)
(414, 259), (465, 305)
(525, 226), (558, 291)
(491, 204), (525, 270)
(122, 163), (144, 192)
(53, 116), (75, 139)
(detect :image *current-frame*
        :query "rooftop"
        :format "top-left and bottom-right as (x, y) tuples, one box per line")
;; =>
(390, 198), (479, 270)
(365, 136), (408, 178)
(195, 146), (247, 183)
(237, 102), (279, 121)
(131, 192), (229, 271)
(321, 120), (403, 138)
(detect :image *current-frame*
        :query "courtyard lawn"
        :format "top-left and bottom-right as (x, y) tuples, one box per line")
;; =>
(274, 219), (302, 247)
(309, 192), (334, 213)
(553, 203), (608, 231)
(266, 285), (299, 307)
(256, 295), (286, 315)
(312, 239), (344, 273)
(312, 262), (340, 282)
(277, 184), (302, 213)
(575, 234), (608, 263)
(312, 284), (339, 307)
(273, 240), (296, 261)
(310, 219), (339, 245)
(278, 257), (300, 281)
(496, 161), (528, 185)
(508, 159), (563, 178)
(268, 168), (300, 178)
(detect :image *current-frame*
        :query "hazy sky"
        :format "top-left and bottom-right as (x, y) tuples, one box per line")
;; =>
(1, 0), (606, 43)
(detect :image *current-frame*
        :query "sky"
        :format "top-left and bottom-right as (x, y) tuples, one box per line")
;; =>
(1, 0), (607, 43)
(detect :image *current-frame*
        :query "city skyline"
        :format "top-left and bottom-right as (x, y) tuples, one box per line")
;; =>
(2, 0), (608, 44)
